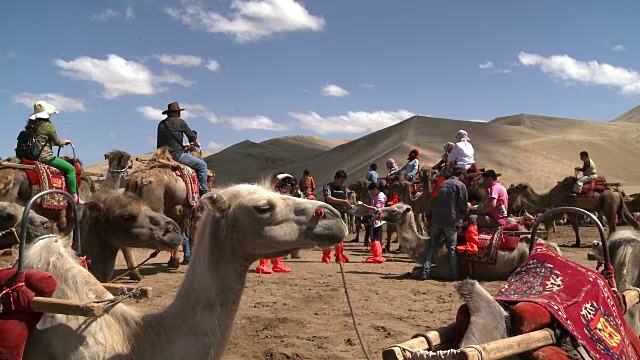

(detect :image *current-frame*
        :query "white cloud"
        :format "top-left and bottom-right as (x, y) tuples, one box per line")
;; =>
(321, 84), (350, 97)
(156, 54), (203, 67)
(92, 8), (119, 21)
(467, 119), (487, 123)
(289, 110), (414, 135)
(205, 59), (221, 72)
(12, 93), (88, 112)
(478, 61), (494, 69)
(225, 115), (289, 131)
(54, 54), (194, 99)
(518, 51), (640, 96)
(125, 5), (135, 20)
(137, 106), (165, 120)
(138, 103), (219, 123)
(359, 83), (374, 88)
(5, 51), (17, 59)
(611, 44), (626, 52)
(207, 141), (225, 151)
(165, 0), (325, 43)
(107, 132), (117, 138)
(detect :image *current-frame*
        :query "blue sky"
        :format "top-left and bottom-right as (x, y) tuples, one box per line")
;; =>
(2, 0), (640, 164)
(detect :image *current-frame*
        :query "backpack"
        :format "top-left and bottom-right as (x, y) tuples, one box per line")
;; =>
(15, 128), (41, 161)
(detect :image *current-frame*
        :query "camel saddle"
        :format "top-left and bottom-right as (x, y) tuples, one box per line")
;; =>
(20, 159), (82, 209)
(456, 223), (521, 265)
(579, 177), (609, 198)
(174, 164), (200, 207)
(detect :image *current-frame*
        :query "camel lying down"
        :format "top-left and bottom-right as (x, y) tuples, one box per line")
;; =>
(22, 184), (347, 359)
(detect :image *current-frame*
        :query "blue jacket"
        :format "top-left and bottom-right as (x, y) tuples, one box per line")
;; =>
(390, 159), (419, 181)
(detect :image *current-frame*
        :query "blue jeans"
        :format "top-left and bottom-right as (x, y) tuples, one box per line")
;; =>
(182, 226), (191, 260)
(177, 152), (208, 194)
(423, 224), (458, 280)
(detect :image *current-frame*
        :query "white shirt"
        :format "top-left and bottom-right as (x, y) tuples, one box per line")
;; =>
(448, 141), (475, 169)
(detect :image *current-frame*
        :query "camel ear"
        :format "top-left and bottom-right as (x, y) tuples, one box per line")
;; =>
(85, 201), (104, 215)
(104, 152), (111, 160)
(202, 193), (229, 214)
(404, 207), (412, 214)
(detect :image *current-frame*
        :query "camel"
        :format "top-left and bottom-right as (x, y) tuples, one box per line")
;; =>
(0, 157), (95, 232)
(591, 230), (640, 334)
(0, 202), (54, 250)
(80, 191), (183, 282)
(377, 203), (561, 280)
(124, 147), (198, 269)
(390, 177), (432, 235)
(102, 150), (132, 190)
(509, 178), (639, 246)
(22, 183), (347, 359)
(346, 190), (357, 234)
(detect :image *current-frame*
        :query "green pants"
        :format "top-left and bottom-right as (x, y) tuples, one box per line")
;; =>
(43, 157), (77, 194)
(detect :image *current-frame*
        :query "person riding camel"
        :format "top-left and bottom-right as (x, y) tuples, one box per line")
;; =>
(367, 163), (380, 184)
(156, 102), (208, 197)
(572, 151), (598, 196)
(389, 149), (420, 181)
(24, 101), (84, 204)
(448, 130), (475, 170)
(385, 158), (400, 205)
(432, 142), (455, 174)
(255, 173), (297, 273)
(458, 170), (508, 254)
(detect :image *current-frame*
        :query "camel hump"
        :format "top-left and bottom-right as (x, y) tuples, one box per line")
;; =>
(151, 147), (174, 162)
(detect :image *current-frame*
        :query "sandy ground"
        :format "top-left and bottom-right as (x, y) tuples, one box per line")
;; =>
(96, 225), (609, 360)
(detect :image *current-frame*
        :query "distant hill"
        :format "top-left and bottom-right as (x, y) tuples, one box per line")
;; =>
(612, 105), (640, 123)
(203, 136), (350, 184)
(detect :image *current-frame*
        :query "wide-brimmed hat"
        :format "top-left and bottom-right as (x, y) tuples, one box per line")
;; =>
(29, 100), (59, 120)
(162, 102), (185, 115)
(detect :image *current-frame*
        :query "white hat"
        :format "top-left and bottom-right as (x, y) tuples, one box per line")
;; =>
(29, 101), (59, 120)
(456, 129), (469, 142)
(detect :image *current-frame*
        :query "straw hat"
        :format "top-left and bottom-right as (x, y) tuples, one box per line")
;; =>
(29, 101), (59, 120)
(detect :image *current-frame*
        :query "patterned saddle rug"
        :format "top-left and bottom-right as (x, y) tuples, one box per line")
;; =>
(175, 164), (199, 207)
(579, 177), (609, 198)
(495, 243), (640, 360)
(20, 159), (82, 209)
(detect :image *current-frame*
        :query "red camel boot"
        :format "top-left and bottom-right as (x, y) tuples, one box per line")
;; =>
(321, 248), (332, 263)
(365, 241), (386, 263)
(334, 242), (350, 263)
(271, 257), (292, 273)
(255, 259), (273, 274)
(457, 225), (480, 255)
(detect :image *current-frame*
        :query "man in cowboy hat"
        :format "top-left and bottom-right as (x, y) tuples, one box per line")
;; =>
(156, 102), (208, 196)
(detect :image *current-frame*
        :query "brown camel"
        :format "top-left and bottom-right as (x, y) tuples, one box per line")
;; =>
(0, 157), (95, 232)
(509, 177), (639, 246)
(123, 147), (200, 269)
(0, 202), (54, 250)
(23, 183), (347, 359)
(102, 150), (133, 190)
(81, 191), (183, 282)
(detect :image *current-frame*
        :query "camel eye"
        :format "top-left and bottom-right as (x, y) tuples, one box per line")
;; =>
(254, 204), (272, 215)
(120, 212), (137, 221)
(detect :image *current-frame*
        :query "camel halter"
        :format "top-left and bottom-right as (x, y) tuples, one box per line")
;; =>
(0, 219), (23, 247)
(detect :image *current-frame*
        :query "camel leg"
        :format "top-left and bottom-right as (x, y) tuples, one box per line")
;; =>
(121, 247), (142, 281)
(569, 214), (581, 247)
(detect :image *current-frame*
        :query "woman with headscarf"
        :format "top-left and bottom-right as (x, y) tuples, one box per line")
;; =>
(384, 158), (401, 206)
(448, 130), (475, 170)
(389, 149), (420, 181)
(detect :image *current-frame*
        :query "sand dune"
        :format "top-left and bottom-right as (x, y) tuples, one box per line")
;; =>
(613, 105), (640, 123)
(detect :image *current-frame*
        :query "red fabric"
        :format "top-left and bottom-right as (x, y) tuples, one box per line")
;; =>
(496, 243), (640, 360)
(502, 223), (521, 232)
(176, 165), (199, 206)
(76, 257), (90, 270)
(387, 192), (400, 206)
(334, 242), (349, 263)
(511, 302), (553, 335)
(408, 148), (419, 160)
(0, 269), (57, 360)
(365, 241), (386, 263)
(321, 248), (331, 262)
(530, 346), (571, 360)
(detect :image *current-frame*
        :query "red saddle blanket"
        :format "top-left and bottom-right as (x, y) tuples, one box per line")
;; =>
(457, 223), (521, 265)
(580, 177), (608, 197)
(0, 268), (58, 360)
(495, 243), (640, 360)
(176, 164), (199, 206)
(21, 159), (82, 209)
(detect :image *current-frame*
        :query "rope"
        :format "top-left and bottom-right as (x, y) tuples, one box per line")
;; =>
(0, 219), (23, 246)
(109, 250), (160, 283)
(0, 282), (25, 313)
(338, 261), (372, 360)
(83, 286), (144, 313)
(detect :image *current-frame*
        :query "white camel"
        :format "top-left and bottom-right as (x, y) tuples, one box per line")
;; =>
(377, 203), (561, 280)
(22, 183), (347, 359)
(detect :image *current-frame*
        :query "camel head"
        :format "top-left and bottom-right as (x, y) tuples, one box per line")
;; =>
(83, 192), (182, 251)
(201, 184), (347, 260)
(376, 203), (412, 224)
(104, 150), (132, 172)
(390, 180), (411, 194)
(0, 202), (53, 249)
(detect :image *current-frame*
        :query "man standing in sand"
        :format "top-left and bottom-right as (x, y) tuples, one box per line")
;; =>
(321, 170), (351, 262)
(573, 151), (598, 195)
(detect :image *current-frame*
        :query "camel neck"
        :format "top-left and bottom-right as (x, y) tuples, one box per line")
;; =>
(103, 172), (122, 190)
(80, 221), (117, 282)
(397, 213), (425, 253)
(137, 223), (250, 360)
